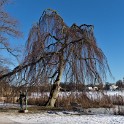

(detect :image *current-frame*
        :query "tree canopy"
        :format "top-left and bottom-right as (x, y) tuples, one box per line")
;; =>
(0, 9), (111, 86)
(0, 8), (112, 106)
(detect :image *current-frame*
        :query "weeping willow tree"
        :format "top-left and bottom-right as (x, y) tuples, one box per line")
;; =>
(0, 9), (112, 107)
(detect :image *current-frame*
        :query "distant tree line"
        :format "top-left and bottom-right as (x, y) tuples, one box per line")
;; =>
(1, 80), (124, 98)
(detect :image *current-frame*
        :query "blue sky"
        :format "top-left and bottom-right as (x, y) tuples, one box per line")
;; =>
(5, 0), (124, 83)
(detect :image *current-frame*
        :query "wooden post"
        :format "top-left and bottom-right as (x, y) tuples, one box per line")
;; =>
(24, 90), (28, 113)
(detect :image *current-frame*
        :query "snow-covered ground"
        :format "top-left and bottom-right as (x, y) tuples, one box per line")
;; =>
(1, 111), (124, 124)
(31, 90), (124, 100)
(1, 91), (124, 124)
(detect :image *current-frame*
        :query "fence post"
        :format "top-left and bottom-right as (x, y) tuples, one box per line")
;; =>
(25, 90), (28, 111)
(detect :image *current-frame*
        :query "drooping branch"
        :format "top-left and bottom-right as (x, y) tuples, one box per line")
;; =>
(0, 9), (112, 107)
(0, 9), (112, 87)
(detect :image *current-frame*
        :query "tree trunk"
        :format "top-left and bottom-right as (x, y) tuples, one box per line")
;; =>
(46, 56), (64, 107)
(46, 83), (61, 107)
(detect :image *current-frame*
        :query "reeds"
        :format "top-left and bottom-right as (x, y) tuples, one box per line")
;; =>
(1, 91), (124, 110)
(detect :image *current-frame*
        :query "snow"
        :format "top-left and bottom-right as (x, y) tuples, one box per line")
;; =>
(30, 91), (124, 101)
(106, 90), (124, 96)
(3, 111), (124, 124)
(31, 90), (124, 96)
(1, 91), (124, 123)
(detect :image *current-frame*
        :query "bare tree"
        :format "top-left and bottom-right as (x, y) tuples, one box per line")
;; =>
(0, 9), (112, 107)
(0, 0), (22, 65)
(0, 0), (22, 98)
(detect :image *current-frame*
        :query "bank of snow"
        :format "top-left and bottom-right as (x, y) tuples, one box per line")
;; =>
(6, 111), (124, 124)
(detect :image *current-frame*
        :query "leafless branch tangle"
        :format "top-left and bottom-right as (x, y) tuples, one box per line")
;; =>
(0, 9), (112, 88)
